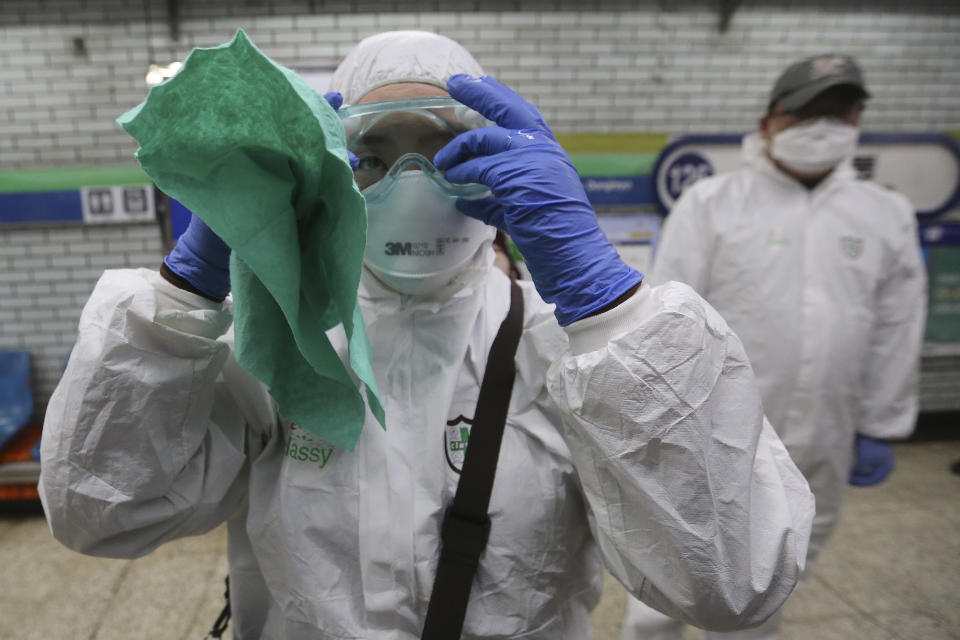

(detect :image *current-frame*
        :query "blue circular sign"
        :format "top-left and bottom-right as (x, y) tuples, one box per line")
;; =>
(662, 151), (714, 204)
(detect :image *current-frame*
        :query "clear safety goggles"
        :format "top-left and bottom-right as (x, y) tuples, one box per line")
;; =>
(338, 97), (492, 193)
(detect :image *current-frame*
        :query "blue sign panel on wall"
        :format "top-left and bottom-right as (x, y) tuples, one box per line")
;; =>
(580, 176), (656, 207)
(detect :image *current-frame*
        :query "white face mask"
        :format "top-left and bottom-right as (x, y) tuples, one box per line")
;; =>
(769, 118), (859, 175)
(362, 155), (494, 296)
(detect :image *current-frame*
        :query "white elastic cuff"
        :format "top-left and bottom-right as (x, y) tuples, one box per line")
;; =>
(146, 268), (226, 312)
(564, 283), (659, 355)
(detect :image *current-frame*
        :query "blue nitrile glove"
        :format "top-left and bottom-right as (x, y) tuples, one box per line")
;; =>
(849, 434), (895, 486)
(324, 91), (359, 170)
(434, 74), (642, 326)
(164, 213), (232, 301)
(323, 91), (343, 111)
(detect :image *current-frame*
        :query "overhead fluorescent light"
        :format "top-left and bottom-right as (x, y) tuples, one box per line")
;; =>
(145, 61), (183, 86)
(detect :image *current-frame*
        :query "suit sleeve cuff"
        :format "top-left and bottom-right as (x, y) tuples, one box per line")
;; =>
(564, 284), (659, 355)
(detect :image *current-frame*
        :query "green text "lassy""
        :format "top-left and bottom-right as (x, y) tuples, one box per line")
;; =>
(284, 440), (335, 468)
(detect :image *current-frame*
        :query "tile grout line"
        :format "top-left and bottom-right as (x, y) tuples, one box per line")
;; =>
(809, 573), (906, 640)
(87, 559), (134, 640)
(178, 554), (227, 640)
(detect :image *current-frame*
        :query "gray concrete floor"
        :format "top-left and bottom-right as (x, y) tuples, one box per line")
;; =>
(1, 440), (958, 640)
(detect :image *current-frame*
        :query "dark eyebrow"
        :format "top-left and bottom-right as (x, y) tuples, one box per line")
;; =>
(419, 130), (454, 143)
(355, 129), (453, 150)
(355, 133), (388, 147)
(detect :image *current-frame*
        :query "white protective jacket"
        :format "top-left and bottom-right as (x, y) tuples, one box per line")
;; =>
(652, 135), (927, 555)
(40, 249), (814, 639)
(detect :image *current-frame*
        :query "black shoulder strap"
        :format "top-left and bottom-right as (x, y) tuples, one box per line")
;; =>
(421, 280), (525, 640)
(205, 576), (231, 639)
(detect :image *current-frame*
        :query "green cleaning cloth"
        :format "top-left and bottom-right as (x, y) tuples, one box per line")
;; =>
(117, 29), (384, 451)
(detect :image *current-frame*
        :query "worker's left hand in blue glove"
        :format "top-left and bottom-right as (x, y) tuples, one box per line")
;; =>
(849, 434), (895, 486)
(434, 75), (643, 326)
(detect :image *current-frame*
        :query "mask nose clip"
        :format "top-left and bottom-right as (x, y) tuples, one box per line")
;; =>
(362, 153), (490, 205)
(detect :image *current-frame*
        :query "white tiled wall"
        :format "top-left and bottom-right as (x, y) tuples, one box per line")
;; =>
(1, 0), (959, 411)
(0, 223), (164, 408)
(1, 1), (959, 170)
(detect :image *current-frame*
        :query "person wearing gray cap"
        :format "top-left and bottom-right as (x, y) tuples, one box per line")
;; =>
(764, 54), (870, 180)
(623, 53), (927, 640)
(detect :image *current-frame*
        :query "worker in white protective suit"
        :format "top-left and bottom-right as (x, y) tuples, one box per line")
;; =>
(623, 54), (927, 640)
(40, 31), (815, 640)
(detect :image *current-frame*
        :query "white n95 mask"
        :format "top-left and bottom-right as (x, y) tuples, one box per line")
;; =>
(361, 153), (494, 295)
(769, 118), (859, 175)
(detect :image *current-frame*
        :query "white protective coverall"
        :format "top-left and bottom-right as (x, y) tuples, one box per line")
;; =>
(39, 258), (816, 639)
(624, 133), (926, 640)
(40, 32), (814, 640)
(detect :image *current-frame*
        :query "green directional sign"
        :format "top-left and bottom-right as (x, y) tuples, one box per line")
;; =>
(926, 245), (960, 343)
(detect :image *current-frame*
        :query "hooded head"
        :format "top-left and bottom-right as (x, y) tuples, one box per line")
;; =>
(332, 31), (495, 297)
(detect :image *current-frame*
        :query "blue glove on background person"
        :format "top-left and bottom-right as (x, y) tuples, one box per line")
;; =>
(849, 434), (895, 486)
(163, 92), (354, 302)
(434, 74), (643, 326)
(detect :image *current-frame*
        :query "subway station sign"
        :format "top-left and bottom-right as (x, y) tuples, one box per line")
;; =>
(652, 133), (960, 219)
(0, 166), (155, 225)
(80, 184), (155, 224)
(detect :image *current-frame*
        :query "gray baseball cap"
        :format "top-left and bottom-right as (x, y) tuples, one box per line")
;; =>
(768, 54), (870, 112)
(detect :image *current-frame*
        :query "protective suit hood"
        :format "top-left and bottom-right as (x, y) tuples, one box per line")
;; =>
(331, 30), (485, 104)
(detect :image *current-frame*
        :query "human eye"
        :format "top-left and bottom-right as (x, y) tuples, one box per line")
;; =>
(353, 154), (389, 190)
(356, 155), (387, 173)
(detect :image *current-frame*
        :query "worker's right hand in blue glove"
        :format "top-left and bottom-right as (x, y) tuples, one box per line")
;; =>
(433, 75), (643, 326)
(849, 434), (895, 486)
(325, 91), (360, 170)
(164, 91), (353, 302)
(323, 91), (343, 111)
(164, 213), (231, 301)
